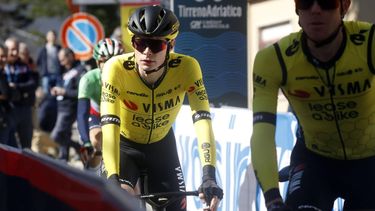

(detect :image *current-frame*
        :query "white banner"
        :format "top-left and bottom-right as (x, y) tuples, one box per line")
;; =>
(174, 106), (297, 211)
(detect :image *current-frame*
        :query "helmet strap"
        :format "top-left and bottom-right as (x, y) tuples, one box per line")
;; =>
(304, 21), (343, 48)
(142, 61), (167, 74)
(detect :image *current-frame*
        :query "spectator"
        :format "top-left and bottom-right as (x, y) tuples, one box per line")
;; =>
(19, 41), (59, 157)
(110, 26), (122, 43)
(50, 47), (86, 161)
(0, 44), (16, 146)
(19, 42), (37, 72)
(4, 37), (37, 149)
(19, 41), (40, 124)
(37, 30), (62, 95)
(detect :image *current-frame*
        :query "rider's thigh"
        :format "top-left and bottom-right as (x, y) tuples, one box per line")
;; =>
(341, 156), (375, 210)
(285, 163), (336, 210)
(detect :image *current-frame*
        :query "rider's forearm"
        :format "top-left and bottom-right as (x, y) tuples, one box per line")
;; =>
(77, 98), (91, 144)
(192, 113), (216, 167)
(251, 123), (280, 198)
(101, 123), (120, 178)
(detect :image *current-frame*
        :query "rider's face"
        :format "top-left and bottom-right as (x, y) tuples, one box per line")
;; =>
(133, 37), (169, 72)
(297, 0), (347, 43)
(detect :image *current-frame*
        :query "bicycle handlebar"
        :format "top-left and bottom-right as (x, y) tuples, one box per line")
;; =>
(139, 190), (199, 199)
(138, 190), (200, 211)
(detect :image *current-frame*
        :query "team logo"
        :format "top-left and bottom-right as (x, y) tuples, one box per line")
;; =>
(285, 39), (299, 56)
(123, 100), (138, 111)
(350, 30), (367, 45)
(288, 89), (311, 98)
(169, 56), (182, 68)
(123, 60), (135, 70)
(188, 86), (195, 93)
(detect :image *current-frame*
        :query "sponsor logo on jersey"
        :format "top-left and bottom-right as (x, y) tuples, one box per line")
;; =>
(295, 75), (319, 80)
(336, 68), (363, 77)
(193, 110), (212, 123)
(285, 39), (299, 56)
(169, 56), (182, 68)
(131, 113), (170, 130)
(253, 112), (276, 124)
(103, 82), (120, 96)
(201, 143), (211, 163)
(308, 100), (359, 121)
(101, 91), (116, 103)
(187, 79), (204, 93)
(195, 88), (208, 100)
(126, 91), (148, 97)
(188, 86), (195, 93)
(350, 30), (367, 45)
(194, 78), (204, 87)
(156, 88), (173, 97)
(288, 89), (311, 98)
(123, 100), (138, 111)
(142, 96), (181, 113)
(314, 79), (371, 97)
(101, 114), (120, 126)
(174, 84), (181, 91)
(123, 58), (135, 70)
(253, 73), (266, 87)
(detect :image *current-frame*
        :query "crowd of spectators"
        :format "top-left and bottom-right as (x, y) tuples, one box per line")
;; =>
(0, 30), (91, 165)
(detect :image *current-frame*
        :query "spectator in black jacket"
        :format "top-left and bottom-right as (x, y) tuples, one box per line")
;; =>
(4, 37), (38, 149)
(37, 30), (62, 95)
(50, 47), (86, 161)
(0, 44), (16, 146)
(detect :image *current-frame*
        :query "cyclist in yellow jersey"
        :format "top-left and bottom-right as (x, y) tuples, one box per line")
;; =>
(100, 5), (223, 211)
(251, 0), (375, 210)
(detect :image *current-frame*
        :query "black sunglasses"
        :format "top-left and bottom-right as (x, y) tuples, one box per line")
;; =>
(132, 37), (169, 54)
(296, 0), (340, 10)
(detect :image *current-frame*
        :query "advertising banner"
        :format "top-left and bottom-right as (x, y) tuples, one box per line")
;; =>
(174, 106), (298, 210)
(174, 0), (248, 107)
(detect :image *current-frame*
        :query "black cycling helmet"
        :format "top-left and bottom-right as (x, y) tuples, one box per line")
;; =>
(127, 5), (180, 40)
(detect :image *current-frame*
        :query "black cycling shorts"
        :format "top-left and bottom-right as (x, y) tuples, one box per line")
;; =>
(119, 129), (187, 211)
(286, 140), (375, 210)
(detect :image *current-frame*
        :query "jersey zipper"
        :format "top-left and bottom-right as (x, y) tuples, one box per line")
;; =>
(147, 87), (155, 144)
(324, 67), (348, 160)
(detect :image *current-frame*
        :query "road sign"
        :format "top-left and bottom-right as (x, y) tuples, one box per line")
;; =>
(60, 12), (105, 61)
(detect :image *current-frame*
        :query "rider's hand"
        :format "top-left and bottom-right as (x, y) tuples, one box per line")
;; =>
(266, 200), (291, 211)
(108, 174), (121, 186)
(198, 165), (223, 211)
(79, 142), (94, 165)
(198, 179), (223, 211)
(264, 189), (292, 211)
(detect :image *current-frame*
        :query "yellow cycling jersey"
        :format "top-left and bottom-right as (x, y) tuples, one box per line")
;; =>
(251, 21), (375, 193)
(100, 52), (216, 177)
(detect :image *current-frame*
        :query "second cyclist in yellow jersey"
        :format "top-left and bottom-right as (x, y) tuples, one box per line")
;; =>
(251, 0), (375, 210)
(100, 5), (223, 211)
